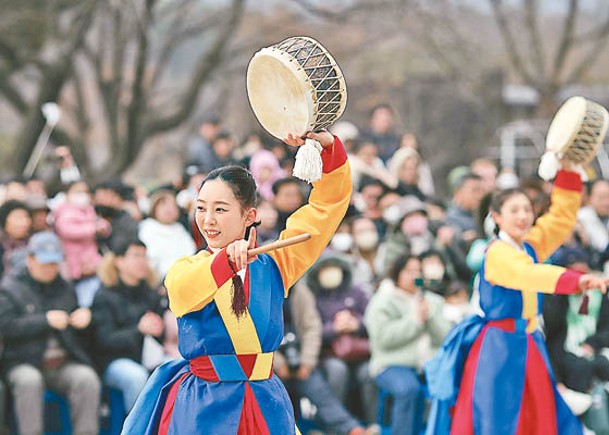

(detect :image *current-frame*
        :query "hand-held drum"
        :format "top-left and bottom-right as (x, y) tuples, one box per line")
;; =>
(538, 96), (609, 180)
(246, 36), (347, 141)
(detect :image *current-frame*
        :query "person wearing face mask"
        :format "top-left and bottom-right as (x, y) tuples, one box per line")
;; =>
(351, 217), (384, 295)
(93, 180), (139, 253)
(53, 181), (109, 307)
(381, 195), (434, 275)
(306, 255), (377, 427)
(365, 254), (450, 435)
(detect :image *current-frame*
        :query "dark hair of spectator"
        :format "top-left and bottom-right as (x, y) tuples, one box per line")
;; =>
(419, 249), (444, 263)
(213, 131), (233, 144)
(0, 200), (31, 230)
(111, 238), (146, 257)
(358, 176), (389, 194)
(489, 188), (531, 235)
(271, 177), (304, 198)
(387, 254), (420, 283)
(453, 172), (482, 192)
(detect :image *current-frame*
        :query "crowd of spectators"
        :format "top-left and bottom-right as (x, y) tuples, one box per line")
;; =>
(0, 103), (608, 434)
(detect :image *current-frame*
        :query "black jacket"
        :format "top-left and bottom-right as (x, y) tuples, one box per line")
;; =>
(90, 280), (166, 372)
(0, 264), (93, 372)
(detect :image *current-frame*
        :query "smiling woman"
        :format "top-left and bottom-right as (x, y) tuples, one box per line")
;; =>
(122, 130), (352, 435)
(426, 160), (609, 435)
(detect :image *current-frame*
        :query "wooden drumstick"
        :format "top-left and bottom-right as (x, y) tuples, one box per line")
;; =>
(248, 233), (311, 256)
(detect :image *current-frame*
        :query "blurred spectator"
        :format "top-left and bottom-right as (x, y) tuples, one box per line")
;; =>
(53, 181), (107, 307)
(521, 177), (551, 219)
(544, 245), (609, 395)
(470, 158), (498, 194)
(276, 283), (371, 435)
(272, 177), (307, 232)
(360, 104), (399, 163)
(355, 178), (388, 238)
(365, 254), (450, 435)
(399, 133), (435, 196)
(25, 177), (48, 198)
(3, 177), (28, 202)
(351, 217), (384, 294)
(442, 280), (473, 326)
(186, 115), (222, 171)
(26, 194), (52, 233)
(138, 189), (196, 279)
(349, 139), (397, 191)
(248, 149), (287, 201)
(93, 180), (138, 252)
(330, 121), (360, 153)
(0, 200), (32, 279)
(0, 231), (100, 435)
(382, 196), (434, 273)
(419, 250), (450, 296)
(388, 147), (426, 200)
(256, 199), (280, 245)
(578, 179), (609, 272)
(91, 238), (166, 411)
(307, 255), (376, 425)
(445, 172), (484, 242)
(188, 131), (237, 174)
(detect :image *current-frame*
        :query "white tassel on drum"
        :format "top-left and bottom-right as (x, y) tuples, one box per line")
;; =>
(538, 150), (589, 181)
(293, 138), (323, 183)
(538, 151), (561, 181)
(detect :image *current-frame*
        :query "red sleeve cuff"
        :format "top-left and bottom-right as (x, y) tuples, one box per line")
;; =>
(554, 170), (582, 192)
(554, 269), (583, 294)
(210, 249), (236, 287)
(321, 136), (348, 174)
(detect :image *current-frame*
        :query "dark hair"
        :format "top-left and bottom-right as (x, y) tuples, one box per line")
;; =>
(201, 165), (258, 210)
(111, 238), (146, 257)
(271, 177), (304, 198)
(489, 188), (531, 235)
(453, 172), (482, 191)
(419, 249), (444, 263)
(0, 200), (31, 230)
(387, 254), (420, 283)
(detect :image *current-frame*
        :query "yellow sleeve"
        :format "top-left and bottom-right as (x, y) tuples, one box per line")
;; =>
(164, 249), (236, 317)
(269, 137), (352, 293)
(524, 170), (582, 263)
(485, 241), (572, 294)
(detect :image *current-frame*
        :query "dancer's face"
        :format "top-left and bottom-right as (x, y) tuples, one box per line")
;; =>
(196, 179), (257, 249)
(492, 193), (534, 244)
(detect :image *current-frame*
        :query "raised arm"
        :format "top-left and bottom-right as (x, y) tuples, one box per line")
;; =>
(269, 135), (352, 292)
(524, 170), (582, 262)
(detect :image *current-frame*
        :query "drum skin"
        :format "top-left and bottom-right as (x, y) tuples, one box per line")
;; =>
(247, 36), (347, 140)
(546, 96), (609, 165)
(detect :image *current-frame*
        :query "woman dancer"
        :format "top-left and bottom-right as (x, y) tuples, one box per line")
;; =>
(426, 160), (608, 435)
(122, 130), (351, 434)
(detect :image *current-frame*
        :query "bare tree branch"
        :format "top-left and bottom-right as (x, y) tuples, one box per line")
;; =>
(490, 0), (536, 86)
(144, 0), (246, 136)
(551, 0), (579, 84)
(524, 0), (545, 77)
(565, 24), (609, 85)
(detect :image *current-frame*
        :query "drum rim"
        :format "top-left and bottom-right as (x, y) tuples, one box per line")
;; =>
(546, 96), (609, 164)
(246, 36), (347, 138)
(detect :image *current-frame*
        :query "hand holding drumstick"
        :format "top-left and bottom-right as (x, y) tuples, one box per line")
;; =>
(226, 229), (311, 271)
